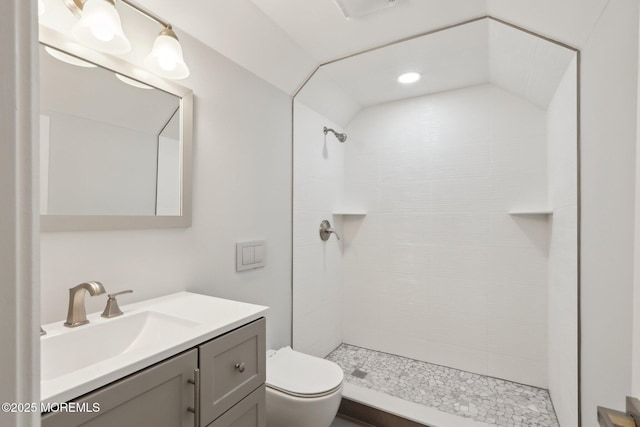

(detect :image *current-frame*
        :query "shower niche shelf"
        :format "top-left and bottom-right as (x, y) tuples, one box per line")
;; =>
(333, 210), (367, 216)
(508, 208), (553, 215)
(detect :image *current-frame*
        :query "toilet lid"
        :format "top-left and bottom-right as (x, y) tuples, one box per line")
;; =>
(266, 347), (344, 397)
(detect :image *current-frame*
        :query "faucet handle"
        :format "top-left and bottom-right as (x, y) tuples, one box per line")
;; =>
(109, 290), (133, 298)
(101, 290), (133, 319)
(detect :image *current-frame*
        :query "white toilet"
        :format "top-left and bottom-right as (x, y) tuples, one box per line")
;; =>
(266, 346), (344, 427)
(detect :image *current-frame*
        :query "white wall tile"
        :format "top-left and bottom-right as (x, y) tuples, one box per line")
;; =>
(431, 177), (490, 213)
(487, 245), (548, 287)
(427, 277), (489, 316)
(487, 283), (548, 323)
(341, 84), (551, 387)
(293, 102), (344, 358)
(430, 245), (491, 282)
(488, 213), (550, 249)
(487, 354), (547, 389)
(487, 317), (547, 362)
(546, 57), (578, 427)
(430, 213), (490, 247)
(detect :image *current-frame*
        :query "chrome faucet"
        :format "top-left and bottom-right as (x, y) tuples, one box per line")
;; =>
(64, 281), (106, 327)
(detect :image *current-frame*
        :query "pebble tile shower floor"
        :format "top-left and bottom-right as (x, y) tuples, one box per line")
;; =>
(326, 344), (559, 427)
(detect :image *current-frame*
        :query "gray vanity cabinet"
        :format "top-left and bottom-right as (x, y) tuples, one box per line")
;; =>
(199, 318), (266, 425)
(206, 386), (265, 427)
(42, 349), (198, 427)
(41, 318), (266, 427)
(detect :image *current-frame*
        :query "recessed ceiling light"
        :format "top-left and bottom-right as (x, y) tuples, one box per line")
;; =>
(334, 0), (398, 19)
(398, 72), (421, 84)
(44, 46), (96, 68)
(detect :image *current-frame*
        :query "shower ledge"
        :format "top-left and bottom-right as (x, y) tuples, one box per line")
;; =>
(333, 210), (367, 216)
(508, 208), (553, 215)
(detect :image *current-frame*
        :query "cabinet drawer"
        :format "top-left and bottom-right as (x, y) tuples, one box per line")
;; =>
(200, 318), (265, 425)
(206, 386), (265, 427)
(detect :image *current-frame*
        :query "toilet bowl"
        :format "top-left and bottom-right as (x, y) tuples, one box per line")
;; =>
(266, 346), (344, 427)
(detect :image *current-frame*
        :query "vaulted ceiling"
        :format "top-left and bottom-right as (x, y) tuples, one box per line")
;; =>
(129, 0), (608, 95)
(40, 0), (610, 97)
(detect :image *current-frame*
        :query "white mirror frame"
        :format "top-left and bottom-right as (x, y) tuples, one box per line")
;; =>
(39, 26), (193, 231)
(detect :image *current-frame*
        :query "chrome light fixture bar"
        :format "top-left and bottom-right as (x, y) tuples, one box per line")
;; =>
(64, 0), (190, 80)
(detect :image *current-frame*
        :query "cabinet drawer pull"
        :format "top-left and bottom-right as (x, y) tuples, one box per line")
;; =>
(235, 362), (246, 373)
(187, 368), (200, 427)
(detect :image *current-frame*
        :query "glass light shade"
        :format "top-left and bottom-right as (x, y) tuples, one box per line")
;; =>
(115, 73), (153, 90)
(45, 46), (97, 68)
(145, 30), (190, 80)
(72, 0), (131, 54)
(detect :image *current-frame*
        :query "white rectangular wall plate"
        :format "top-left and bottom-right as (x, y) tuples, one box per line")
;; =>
(236, 240), (266, 272)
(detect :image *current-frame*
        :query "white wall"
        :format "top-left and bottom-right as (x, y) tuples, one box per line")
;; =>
(579, 1), (638, 423)
(292, 101), (344, 357)
(342, 84), (551, 388)
(40, 30), (293, 351)
(547, 57), (578, 427)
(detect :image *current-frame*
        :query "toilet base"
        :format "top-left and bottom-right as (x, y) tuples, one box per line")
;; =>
(265, 383), (343, 427)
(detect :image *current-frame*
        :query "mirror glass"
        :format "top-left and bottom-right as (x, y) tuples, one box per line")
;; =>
(38, 27), (193, 232)
(293, 17), (579, 427)
(40, 44), (181, 217)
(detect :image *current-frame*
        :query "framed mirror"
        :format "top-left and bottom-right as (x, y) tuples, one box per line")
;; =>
(39, 26), (193, 231)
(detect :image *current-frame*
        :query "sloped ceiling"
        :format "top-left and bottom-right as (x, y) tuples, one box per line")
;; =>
(296, 18), (576, 126)
(131, 0), (488, 94)
(248, 0), (487, 63)
(41, 0), (609, 96)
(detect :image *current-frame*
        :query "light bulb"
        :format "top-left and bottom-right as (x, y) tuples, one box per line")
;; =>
(89, 16), (116, 42)
(72, 0), (131, 54)
(45, 46), (97, 68)
(158, 54), (177, 72)
(145, 27), (190, 80)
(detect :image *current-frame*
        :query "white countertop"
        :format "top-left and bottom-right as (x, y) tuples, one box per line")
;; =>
(41, 292), (268, 405)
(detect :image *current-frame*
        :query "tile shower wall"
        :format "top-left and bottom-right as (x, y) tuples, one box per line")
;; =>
(547, 57), (578, 427)
(292, 102), (344, 357)
(342, 84), (550, 387)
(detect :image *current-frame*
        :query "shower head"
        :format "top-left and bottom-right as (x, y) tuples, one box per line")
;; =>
(323, 126), (347, 143)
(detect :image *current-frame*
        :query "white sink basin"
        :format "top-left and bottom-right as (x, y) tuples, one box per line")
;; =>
(40, 292), (268, 405)
(41, 311), (199, 381)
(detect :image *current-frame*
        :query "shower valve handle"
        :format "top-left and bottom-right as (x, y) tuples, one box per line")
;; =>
(319, 220), (341, 241)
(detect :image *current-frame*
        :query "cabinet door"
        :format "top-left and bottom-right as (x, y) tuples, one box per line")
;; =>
(206, 386), (265, 427)
(42, 349), (197, 427)
(199, 318), (266, 426)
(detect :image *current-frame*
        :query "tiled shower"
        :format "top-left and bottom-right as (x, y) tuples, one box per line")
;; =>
(293, 20), (578, 427)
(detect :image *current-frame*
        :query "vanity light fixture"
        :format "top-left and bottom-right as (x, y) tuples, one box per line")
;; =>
(45, 46), (97, 68)
(71, 0), (131, 54)
(144, 26), (190, 80)
(64, 0), (190, 80)
(398, 71), (421, 84)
